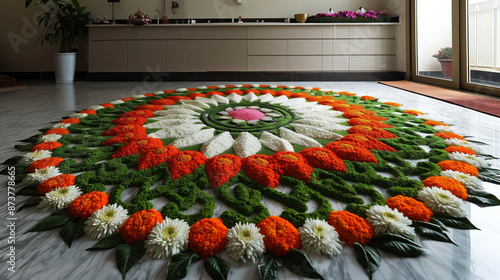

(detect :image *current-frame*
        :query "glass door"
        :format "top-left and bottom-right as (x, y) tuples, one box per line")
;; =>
(411, 0), (460, 88)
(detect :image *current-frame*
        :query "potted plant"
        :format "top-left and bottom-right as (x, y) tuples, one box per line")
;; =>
(25, 0), (91, 83)
(432, 47), (453, 79)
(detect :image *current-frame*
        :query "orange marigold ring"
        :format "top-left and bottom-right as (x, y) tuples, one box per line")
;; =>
(120, 209), (164, 244)
(68, 191), (109, 220)
(257, 216), (301, 256)
(188, 218), (228, 258)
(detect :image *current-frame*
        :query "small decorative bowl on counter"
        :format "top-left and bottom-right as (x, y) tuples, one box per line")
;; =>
(294, 13), (309, 23)
(128, 9), (152, 25)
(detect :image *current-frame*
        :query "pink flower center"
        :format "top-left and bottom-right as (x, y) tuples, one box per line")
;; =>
(228, 109), (265, 121)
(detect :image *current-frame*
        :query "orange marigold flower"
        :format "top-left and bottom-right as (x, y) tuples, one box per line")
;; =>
(291, 92), (309, 98)
(102, 132), (147, 146)
(299, 147), (347, 172)
(341, 134), (397, 152)
(101, 125), (146, 137)
(403, 110), (424, 116)
(206, 91), (224, 96)
(277, 85), (287, 88)
(110, 117), (148, 126)
(60, 118), (80, 124)
(137, 146), (179, 170)
(36, 174), (76, 196)
(207, 86), (218, 90)
(225, 89), (243, 95)
(305, 96), (322, 102)
(165, 96), (192, 103)
(435, 132), (466, 141)
(242, 84), (252, 88)
(120, 209), (163, 244)
(319, 100), (348, 106)
(187, 92), (206, 99)
(386, 195), (432, 222)
(144, 93), (156, 97)
(272, 151), (313, 183)
(112, 138), (164, 159)
(422, 176), (469, 200)
(324, 141), (378, 163)
(260, 89), (276, 95)
(121, 97), (135, 101)
(30, 141), (63, 152)
(26, 157), (65, 173)
(276, 90), (293, 97)
(163, 90), (177, 94)
(206, 154), (242, 188)
(383, 102), (401, 107)
(337, 91), (357, 96)
(347, 118), (394, 129)
(188, 218), (228, 258)
(257, 216), (301, 256)
(242, 155), (281, 188)
(101, 103), (114, 108)
(134, 104), (164, 112)
(243, 89), (260, 95)
(348, 125), (398, 139)
(79, 109), (97, 115)
(168, 151), (207, 180)
(187, 88), (198, 91)
(327, 211), (375, 246)
(437, 160), (479, 177)
(444, 146), (477, 156)
(119, 110), (155, 119)
(68, 191), (109, 220)
(423, 120), (449, 127)
(148, 99), (176, 106)
(361, 95), (377, 101)
(225, 85), (235, 88)
(44, 128), (70, 135)
(343, 110), (388, 121)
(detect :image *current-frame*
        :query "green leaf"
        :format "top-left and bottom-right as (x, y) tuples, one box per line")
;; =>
(282, 249), (325, 280)
(115, 242), (146, 280)
(258, 252), (283, 280)
(86, 234), (125, 251)
(166, 250), (200, 280)
(16, 187), (38, 196)
(429, 217), (448, 231)
(25, 210), (72, 233)
(204, 255), (231, 280)
(18, 196), (42, 212)
(59, 219), (85, 247)
(2, 156), (23, 165)
(432, 213), (480, 230)
(412, 221), (457, 246)
(354, 243), (380, 280)
(370, 233), (424, 257)
(478, 169), (500, 184)
(467, 189), (500, 207)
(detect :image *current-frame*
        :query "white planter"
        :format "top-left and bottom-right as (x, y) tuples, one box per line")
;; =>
(53, 52), (76, 83)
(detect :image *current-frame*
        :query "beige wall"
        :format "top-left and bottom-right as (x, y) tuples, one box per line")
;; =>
(1, 0), (406, 73)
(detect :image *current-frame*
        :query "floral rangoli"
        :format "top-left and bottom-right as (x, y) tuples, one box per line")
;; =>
(5, 84), (500, 280)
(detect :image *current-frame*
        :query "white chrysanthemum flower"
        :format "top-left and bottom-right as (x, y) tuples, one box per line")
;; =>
(233, 84), (243, 88)
(88, 105), (105, 110)
(418, 187), (466, 217)
(251, 84), (260, 88)
(448, 152), (490, 169)
(299, 218), (343, 256)
(441, 170), (484, 190)
(23, 166), (61, 185)
(132, 94), (147, 98)
(443, 139), (484, 153)
(366, 205), (416, 239)
(52, 123), (71, 129)
(304, 87), (313, 91)
(38, 185), (82, 211)
(37, 134), (62, 143)
(69, 113), (88, 119)
(21, 150), (52, 165)
(84, 204), (129, 240)
(111, 99), (125, 104)
(433, 125), (457, 133)
(144, 218), (190, 259)
(176, 88), (188, 92)
(226, 222), (265, 263)
(197, 86), (208, 90)
(154, 91), (165, 95)
(216, 85), (226, 89)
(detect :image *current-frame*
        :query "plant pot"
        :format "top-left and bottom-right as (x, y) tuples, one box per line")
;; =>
(438, 58), (453, 79)
(53, 52), (76, 83)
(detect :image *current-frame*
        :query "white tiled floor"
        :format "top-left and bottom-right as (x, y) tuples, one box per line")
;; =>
(0, 81), (499, 280)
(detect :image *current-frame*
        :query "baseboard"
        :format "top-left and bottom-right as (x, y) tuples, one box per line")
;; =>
(86, 71), (406, 82)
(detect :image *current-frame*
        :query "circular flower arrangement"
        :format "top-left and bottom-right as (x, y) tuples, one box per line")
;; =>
(7, 84), (500, 280)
